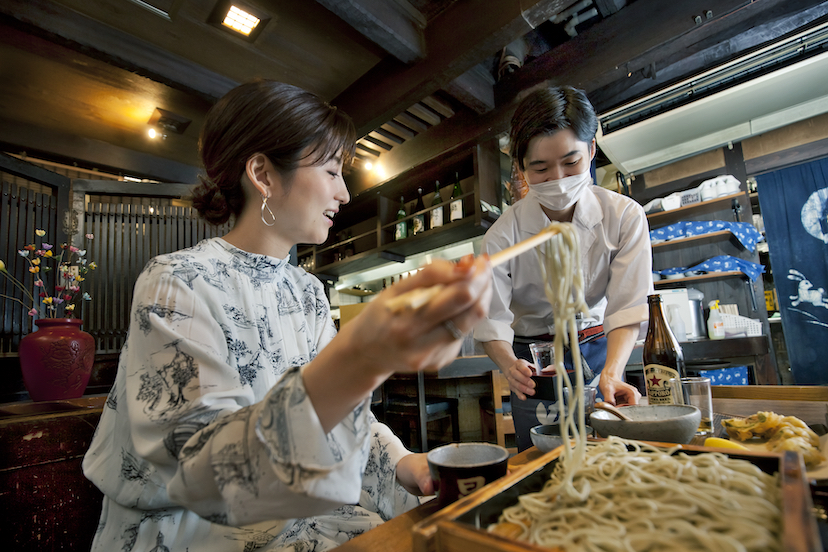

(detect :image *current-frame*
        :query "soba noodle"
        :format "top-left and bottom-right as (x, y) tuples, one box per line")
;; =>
(489, 222), (783, 552)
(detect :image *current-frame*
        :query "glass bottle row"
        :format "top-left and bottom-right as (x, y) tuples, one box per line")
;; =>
(395, 173), (465, 240)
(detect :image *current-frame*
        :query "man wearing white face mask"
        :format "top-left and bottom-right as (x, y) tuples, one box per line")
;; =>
(474, 86), (654, 451)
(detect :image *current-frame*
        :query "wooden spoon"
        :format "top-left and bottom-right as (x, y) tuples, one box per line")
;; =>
(595, 401), (633, 421)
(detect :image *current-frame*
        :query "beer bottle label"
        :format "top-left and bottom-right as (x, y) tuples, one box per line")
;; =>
(644, 363), (682, 405)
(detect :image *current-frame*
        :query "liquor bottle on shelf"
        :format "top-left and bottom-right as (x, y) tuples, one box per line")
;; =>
(344, 232), (355, 258)
(412, 187), (426, 235)
(430, 180), (444, 229)
(395, 196), (408, 241)
(449, 172), (464, 222)
(643, 294), (686, 405)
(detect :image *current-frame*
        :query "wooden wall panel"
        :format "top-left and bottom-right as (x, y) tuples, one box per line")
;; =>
(742, 112), (828, 161)
(642, 149), (726, 189)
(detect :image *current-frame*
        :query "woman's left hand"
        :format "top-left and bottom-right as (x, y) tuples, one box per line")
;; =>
(395, 453), (433, 496)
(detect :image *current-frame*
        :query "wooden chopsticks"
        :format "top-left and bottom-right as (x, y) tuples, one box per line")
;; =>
(385, 225), (559, 313)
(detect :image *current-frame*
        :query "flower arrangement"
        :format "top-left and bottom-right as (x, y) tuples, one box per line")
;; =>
(0, 229), (97, 319)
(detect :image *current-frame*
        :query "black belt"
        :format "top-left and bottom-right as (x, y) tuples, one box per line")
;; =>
(515, 324), (605, 345)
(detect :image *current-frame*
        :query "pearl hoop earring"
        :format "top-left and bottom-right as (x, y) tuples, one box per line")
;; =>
(261, 194), (276, 227)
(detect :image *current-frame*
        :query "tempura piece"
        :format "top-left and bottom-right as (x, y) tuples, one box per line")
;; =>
(722, 411), (825, 468)
(772, 416), (820, 448)
(769, 433), (825, 467)
(722, 411), (784, 440)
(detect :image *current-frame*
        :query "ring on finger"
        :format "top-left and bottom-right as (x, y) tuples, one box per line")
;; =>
(443, 319), (464, 340)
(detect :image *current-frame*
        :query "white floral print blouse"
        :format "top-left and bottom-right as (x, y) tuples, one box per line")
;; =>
(83, 238), (418, 551)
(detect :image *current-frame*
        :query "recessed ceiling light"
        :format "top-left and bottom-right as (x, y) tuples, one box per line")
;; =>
(147, 108), (191, 135)
(223, 6), (260, 36)
(209, 1), (269, 41)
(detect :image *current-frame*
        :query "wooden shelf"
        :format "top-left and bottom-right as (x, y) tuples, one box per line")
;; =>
(314, 249), (403, 277)
(380, 191), (474, 233)
(382, 211), (496, 256)
(337, 287), (375, 297)
(647, 192), (745, 228)
(654, 270), (746, 288)
(313, 212), (496, 277)
(305, 140), (502, 281)
(651, 230), (743, 253)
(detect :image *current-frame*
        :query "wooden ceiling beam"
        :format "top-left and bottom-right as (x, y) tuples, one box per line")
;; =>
(360, 0), (824, 193)
(0, 0), (236, 102)
(0, 117), (199, 183)
(333, 0), (571, 137)
(315, 0), (426, 63)
(444, 63), (496, 114)
(494, 0), (810, 105)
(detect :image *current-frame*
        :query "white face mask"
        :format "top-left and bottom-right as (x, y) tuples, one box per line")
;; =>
(526, 168), (592, 211)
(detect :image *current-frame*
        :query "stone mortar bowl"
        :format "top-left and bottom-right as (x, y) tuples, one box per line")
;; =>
(530, 424), (593, 453)
(589, 405), (701, 444)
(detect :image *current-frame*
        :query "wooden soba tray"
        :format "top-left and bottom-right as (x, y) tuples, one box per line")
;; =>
(411, 441), (821, 552)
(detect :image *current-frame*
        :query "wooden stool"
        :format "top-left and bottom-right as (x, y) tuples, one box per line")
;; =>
(383, 395), (460, 453)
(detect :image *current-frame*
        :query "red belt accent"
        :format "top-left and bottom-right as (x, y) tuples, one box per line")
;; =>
(578, 325), (605, 342)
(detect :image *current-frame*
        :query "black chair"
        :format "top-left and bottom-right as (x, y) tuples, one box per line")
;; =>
(376, 373), (460, 452)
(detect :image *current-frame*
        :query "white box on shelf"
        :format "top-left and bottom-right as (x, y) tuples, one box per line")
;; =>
(720, 313), (762, 337)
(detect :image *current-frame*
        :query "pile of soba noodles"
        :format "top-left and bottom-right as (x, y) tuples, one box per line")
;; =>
(488, 222), (782, 552)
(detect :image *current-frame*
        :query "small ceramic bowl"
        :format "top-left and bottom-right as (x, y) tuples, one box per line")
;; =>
(589, 405), (701, 444)
(530, 424), (593, 453)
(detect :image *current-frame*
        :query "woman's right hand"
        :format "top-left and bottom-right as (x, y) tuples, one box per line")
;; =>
(342, 254), (493, 378)
(502, 358), (536, 401)
(304, 254), (492, 432)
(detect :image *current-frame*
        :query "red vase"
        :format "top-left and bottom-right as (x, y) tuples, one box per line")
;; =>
(18, 318), (95, 402)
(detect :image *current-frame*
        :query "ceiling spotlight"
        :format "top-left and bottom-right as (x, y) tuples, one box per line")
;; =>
(147, 127), (167, 140)
(209, 1), (269, 41)
(147, 107), (191, 135)
(364, 161), (373, 171)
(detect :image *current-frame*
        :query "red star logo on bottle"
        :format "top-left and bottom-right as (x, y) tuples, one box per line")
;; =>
(648, 375), (662, 387)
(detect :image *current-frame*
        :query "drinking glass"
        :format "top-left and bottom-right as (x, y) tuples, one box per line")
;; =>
(681, 376), (713, 435)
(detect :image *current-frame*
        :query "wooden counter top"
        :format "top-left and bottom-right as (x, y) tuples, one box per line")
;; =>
(334, 447), (544, 552)
(336, 385), (828, 552)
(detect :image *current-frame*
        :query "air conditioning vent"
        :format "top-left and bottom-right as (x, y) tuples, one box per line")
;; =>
(597, 22), (828, 175)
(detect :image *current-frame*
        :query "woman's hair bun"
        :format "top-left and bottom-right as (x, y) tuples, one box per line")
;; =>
(192, 177), (232, 226)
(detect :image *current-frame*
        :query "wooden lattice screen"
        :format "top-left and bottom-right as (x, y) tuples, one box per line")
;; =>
(83, 202), (229, 353)
(0, 181), (60, 353)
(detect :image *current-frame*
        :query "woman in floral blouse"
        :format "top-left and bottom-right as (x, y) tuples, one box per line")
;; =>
(83, 79), (492, 551)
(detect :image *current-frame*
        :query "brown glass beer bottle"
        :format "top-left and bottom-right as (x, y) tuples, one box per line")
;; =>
(643, 294), (686, 405)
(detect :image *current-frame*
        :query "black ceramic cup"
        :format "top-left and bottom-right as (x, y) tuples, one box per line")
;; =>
(426, 442), (509, 507)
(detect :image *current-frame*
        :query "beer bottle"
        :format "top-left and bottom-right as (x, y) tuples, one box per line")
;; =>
(643, 294), (686, 405)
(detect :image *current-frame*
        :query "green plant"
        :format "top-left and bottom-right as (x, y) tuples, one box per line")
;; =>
(0, 229), (96, 319)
